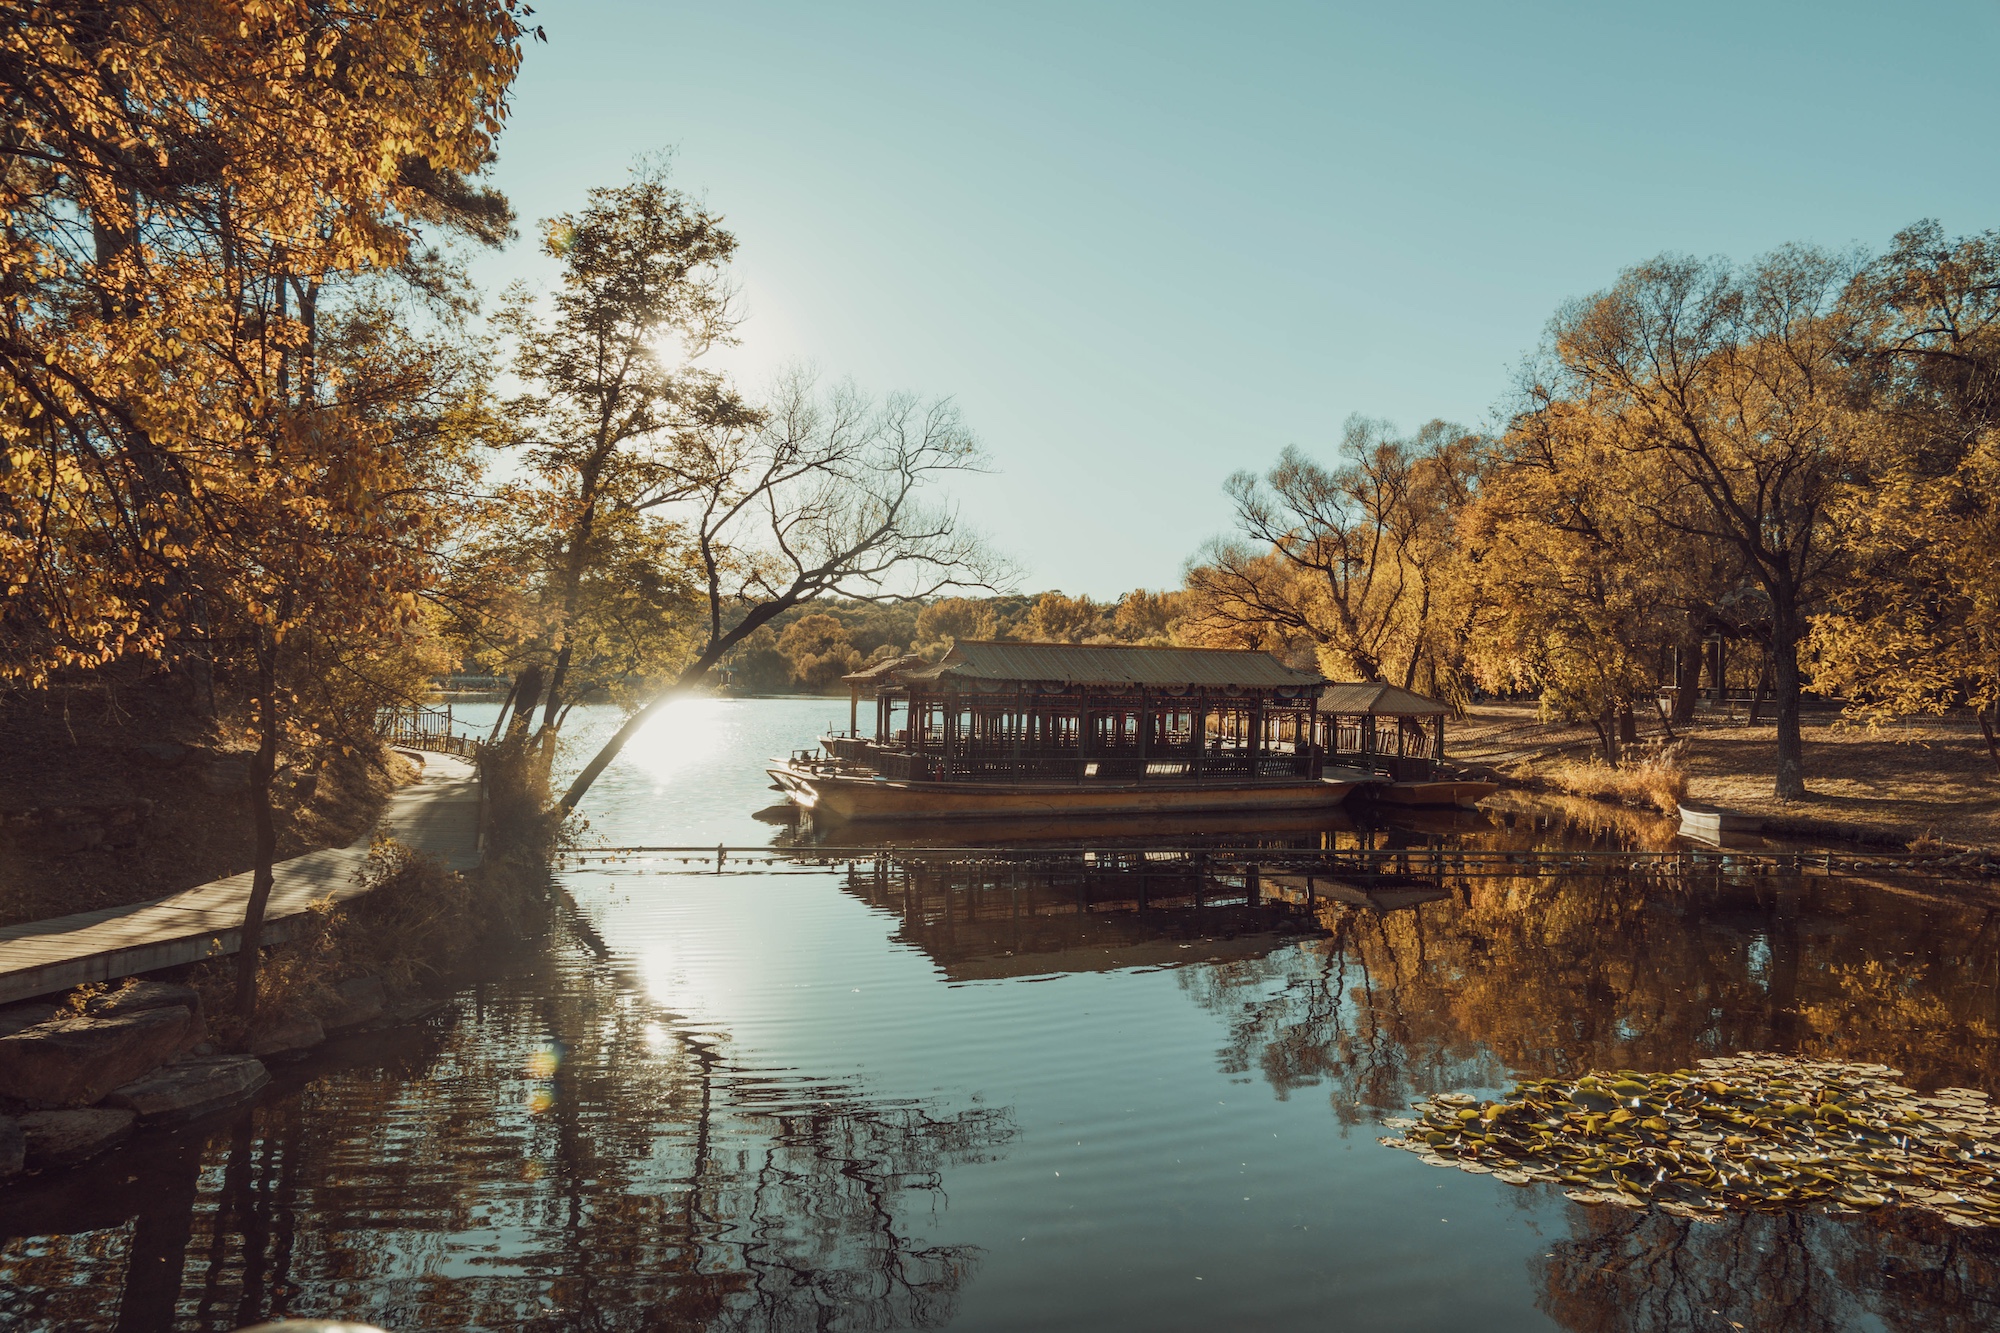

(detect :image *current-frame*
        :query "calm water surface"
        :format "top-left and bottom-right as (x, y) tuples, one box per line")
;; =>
(4, 698), (1999, 1332)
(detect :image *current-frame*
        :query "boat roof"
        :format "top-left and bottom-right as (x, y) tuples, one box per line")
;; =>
(902, 640), (1325, 690)
(1318, 682), (1451, 716)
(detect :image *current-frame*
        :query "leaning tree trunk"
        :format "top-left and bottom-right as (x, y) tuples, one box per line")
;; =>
(234, 639), (283, 1022)
(1769, 602), (1808, 800)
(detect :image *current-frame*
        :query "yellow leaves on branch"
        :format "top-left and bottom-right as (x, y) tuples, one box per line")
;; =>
(1, 0), (525, 687)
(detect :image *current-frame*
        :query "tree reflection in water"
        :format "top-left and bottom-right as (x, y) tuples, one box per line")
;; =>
(1165, 825), (2000, 1331)
(0, 931), (1013, 1332)
(8, 818), (2000, 1333)
(1536, 1204), (2000, 1333)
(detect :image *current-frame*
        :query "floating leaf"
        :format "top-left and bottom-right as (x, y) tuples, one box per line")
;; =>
(1381, 1055), (2000, 1229)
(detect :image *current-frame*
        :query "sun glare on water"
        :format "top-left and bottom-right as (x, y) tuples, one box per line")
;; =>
(622, 694), (735, 787)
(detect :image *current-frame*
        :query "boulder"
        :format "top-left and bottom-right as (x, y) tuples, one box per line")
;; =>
(0, 1002), (61, 1039)
(246, 1010), (324, 1057)
(104, 1055), (269, 1125)
(0, 1006), (193, 1107)
(320, 975), (388, 1031)
(16, 1108), (135, 1169)
(87, 980), (207, 1052)
(0, 1116), (23, 1179)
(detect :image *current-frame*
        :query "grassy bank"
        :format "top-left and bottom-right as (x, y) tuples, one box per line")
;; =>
(1451, 703), (2000, 849)
(0, 723), (420, 929)
(186, 734), (564, 1047)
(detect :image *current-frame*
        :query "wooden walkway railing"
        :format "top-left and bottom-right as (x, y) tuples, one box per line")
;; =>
(377, 703), (479, 758)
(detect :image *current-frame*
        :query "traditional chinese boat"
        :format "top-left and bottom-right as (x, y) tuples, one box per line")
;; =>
(1314, 683), (1498, 807)
(768, 641), (1368, 822)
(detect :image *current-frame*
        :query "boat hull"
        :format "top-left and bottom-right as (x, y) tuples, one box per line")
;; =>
(1677, 802), (1763, 839)
(768, 765), (1359, 822)
(1358, 780), (1499, 808)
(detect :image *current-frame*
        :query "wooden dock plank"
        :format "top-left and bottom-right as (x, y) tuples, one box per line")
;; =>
(0, 753), (481, 1005)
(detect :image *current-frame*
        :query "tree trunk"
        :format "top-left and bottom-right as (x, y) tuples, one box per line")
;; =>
(234, 641), (282, 1022)
(1748, 653), (1773, 725)
(1770, 605), (1807, 800)
(1672, 640), (1702, 724)
(1617, 702), (1639, 750)
(559, 598), (802, 812)
(507, 662), (545, 740)
(541, 643), (572, 731)
(485, 679), (520, 744)
(1979, 702), (2000, 775)
(1595, 710), (1617, 765)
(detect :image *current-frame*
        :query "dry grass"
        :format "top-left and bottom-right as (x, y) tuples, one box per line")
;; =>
(1452, 702), (2000, 850)
(1539, 742), (1691, 816)
(1680, 718), (2000, 848)
(1456, 696), (2000, 840)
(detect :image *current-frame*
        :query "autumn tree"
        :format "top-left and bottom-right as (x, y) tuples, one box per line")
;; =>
(0, 0), (530, 1018)
(474, 163), (750, 741)
(1187, 417), (1481, 692)
(1549, 248), (1868, 798)
(1469, 395), (1730, 760)
(914, 596), (999, 649)
(1110, 588), (1182, 643)
(0, 0), (526, 691)
(1812, 223), (2000, 768)
(1020, 591), (1102, 643)
(777, 613), (862, 691)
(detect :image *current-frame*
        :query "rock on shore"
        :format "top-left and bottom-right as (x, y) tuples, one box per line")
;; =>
(105, 1055), (270, 1125)
(16, 1108), (135, 1168)
(0, 1006), (196, 1107)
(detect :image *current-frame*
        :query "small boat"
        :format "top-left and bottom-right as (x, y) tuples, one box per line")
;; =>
(1677, 802), (1763, 840)
(771, 641), (1363, 823)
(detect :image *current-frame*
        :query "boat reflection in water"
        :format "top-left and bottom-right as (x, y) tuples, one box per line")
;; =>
(8, 763), (2000, 1330)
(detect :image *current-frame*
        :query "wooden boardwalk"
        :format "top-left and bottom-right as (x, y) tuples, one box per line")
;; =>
(0, 753), (482, 1005)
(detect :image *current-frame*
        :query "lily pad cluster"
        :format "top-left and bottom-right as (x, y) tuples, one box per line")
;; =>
(1381, 1054), (2000, 1228)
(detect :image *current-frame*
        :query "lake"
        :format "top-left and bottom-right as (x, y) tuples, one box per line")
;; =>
(3, 696), (1997, 1332)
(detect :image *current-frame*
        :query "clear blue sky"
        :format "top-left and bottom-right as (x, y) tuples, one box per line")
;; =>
(471, 1), (2000, 598)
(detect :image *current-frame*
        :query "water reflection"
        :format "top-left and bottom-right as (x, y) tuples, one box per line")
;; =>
(0, 935), (1013, 1332)
(1537, 1206), (2000, 1333)
(837, 852), (1325, 982)
(7, 693), (2000, 1332)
